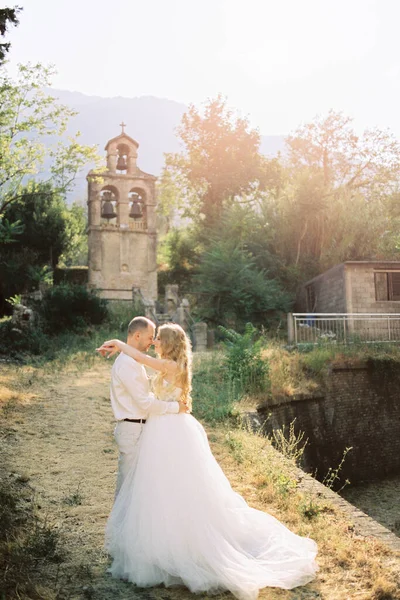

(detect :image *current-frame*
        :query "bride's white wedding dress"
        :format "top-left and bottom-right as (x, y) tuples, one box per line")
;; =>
(105, 384), (318, 600)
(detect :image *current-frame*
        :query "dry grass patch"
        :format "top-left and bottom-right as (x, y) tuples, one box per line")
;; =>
(261, 346), (321, 398)
(0, 369), (38, 407)
(262, 341), (400, 400)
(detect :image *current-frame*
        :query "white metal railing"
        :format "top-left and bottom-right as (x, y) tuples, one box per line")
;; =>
(288, 313), (400, 345)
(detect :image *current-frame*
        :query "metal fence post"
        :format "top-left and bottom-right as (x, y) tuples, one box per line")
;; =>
(287, 313), (294, 344)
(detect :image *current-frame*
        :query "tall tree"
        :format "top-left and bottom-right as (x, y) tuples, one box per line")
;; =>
(0, 63), (100, 245)
(58, 201), (88, 267)
(163, 95), (262, 229)
(0, 182), (78, 313)
(279, 110), (400, 273)
(194, 238), (290, 329)
(0, 63), (99, 221)
(0, 5), (21, 64)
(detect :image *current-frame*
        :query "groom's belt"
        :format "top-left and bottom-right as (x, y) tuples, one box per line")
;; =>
(123, 418), (147, 424)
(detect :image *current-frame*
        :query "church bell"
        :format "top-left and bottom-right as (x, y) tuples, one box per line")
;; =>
(101, 196), (117, 219)
(129, 198), (143, 219)
(116, 154), (127, 171)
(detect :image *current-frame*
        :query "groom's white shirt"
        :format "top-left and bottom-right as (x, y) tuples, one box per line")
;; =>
(110, 352), (179, 420)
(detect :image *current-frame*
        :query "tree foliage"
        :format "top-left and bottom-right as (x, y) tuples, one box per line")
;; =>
(0, 183), (86, 313)
(194, 240), (290, 328)
(37, 284), (108, 333)
(163, 95), (263, 228)
(0, 5), (21, 64)
(58, 201), (88, 267)
(158, 227), (198, 294)
(0, 63), (99, 221)
(272, 111), (400, 275)
(158, 102), (400, 324)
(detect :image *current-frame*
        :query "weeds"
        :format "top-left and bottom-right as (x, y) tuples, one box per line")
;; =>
(25, 518), (66, 564)
(225, 431), (244, 463)
(271, 471), (297, 498)
(298, 496), (322, 520)
(219, 323), (270, 397)
(63, 492), (83, 506)
(0, 469), (67, 599)
(63, 484), (84, 506)
(270, 419), (308, 466)
(264, 340), (400, 398)
(322, 446), (352, 492)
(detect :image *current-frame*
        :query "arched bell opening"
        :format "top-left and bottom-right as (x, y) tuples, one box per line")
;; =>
(128, 188), (147, 222)
(116, 143), (129, 174)
(100, 186), (119, 224)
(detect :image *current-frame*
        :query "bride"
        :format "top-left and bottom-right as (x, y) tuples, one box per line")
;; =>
(98, 323), (318, 600)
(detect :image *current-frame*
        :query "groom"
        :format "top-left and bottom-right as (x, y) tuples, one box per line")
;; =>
(109, 316), (187, 495)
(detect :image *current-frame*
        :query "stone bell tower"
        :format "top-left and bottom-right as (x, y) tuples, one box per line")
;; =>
(87, 124), (157, 301)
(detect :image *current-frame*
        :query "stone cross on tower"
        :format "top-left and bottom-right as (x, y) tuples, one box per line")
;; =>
(86, 126), (158, 302)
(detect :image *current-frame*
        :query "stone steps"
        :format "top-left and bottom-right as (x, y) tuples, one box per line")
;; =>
(155, 313), (171, 325)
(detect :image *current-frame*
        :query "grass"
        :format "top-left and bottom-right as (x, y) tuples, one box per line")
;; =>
(63, 484), (84, 506)
(263, 340), (400, 398)
(0, 467), (67, 599)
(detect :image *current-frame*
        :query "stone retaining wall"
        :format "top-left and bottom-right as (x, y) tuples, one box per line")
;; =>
(258, 360), (400, 483)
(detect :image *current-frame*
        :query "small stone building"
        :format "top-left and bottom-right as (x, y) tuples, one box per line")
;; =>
(297, 261), (400, 313)
(87, 125), (157, 301)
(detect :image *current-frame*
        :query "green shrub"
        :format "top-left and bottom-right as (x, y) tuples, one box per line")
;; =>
(194, 242), (291, 329)
(0, 471), (67, 598)
(53, 266), (88, 286)
(106, 299), (145, 333)
(219, 323), (270, 396)
(37, 284), (108, 333)
(0, 318), (50, 356)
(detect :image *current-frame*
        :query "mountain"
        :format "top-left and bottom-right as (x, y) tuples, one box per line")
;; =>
(48, 89), (286, 202)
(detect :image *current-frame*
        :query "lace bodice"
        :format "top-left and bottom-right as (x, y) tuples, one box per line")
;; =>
(154, 379), (182, 402)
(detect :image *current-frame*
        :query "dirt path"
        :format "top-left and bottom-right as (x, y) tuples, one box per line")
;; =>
(4, 362), (317, 600)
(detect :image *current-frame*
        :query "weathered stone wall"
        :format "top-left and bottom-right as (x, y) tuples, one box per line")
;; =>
(297, 261), (400, 315)
(346, 262), (400, 314)
(296, 263), (346, 312)
(258, 361), (400, 483)
(88, 227), (157, 301)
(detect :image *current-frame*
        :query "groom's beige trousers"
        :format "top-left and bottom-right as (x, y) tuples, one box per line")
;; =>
(114, 421), (144, 496)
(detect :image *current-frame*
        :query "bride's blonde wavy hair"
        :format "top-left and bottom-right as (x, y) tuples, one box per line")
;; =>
(153, 323), (193, 410)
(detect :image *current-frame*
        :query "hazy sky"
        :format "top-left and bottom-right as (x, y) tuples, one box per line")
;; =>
(6, 0), (400, 136)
